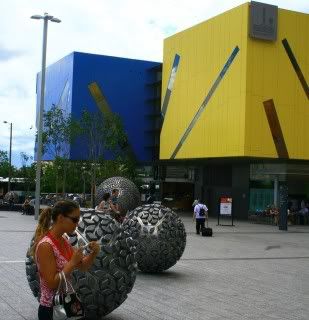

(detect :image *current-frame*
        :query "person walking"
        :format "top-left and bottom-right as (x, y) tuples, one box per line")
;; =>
(193, 200), (208, 234)
(30, 200), (100, 320)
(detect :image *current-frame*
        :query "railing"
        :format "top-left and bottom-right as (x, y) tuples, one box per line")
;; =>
(248, 210), (309, 225)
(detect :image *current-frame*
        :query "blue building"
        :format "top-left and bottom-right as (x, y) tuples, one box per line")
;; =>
(36, 52), (162, 163)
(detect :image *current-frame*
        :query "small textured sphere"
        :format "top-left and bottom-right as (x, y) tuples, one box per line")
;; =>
(123, 204), (186, 273)
(96, 177), (141, 214)
(25, 210), (137, 319)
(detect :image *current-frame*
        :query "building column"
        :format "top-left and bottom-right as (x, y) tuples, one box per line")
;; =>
(274, 176), (279, 207)
(194, 166), (204, 201)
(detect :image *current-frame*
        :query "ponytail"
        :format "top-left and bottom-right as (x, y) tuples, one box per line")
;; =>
(30, 200), (79, 257)
(30, 207), (52, 257)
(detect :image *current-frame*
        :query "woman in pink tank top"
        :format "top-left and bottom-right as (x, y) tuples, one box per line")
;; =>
(31, 200), (100, 320)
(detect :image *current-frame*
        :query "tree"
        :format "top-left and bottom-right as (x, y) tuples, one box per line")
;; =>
(0, 150), (9, 177)
(41, 104), (80, 194)
(20, 152), (35, 196)
(0, 150), (17, 182)
(78, 109), (135, 207)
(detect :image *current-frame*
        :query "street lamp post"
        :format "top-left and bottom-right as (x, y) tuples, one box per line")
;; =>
(3, 121), (12, 192)
(31, 13), (61, 220)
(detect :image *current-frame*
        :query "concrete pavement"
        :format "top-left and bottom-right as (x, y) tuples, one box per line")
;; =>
(0, 210), (308, 319)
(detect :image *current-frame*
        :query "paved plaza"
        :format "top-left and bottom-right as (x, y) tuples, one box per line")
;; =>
(0, 210), (308, 320)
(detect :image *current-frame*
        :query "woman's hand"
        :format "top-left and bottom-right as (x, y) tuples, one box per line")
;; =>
(88, 241), (100, 255)
(77, 242), (100, 271)
(71, 247), (84, 266)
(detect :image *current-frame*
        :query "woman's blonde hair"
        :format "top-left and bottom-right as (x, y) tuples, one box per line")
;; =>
(30, 200), (79, 256)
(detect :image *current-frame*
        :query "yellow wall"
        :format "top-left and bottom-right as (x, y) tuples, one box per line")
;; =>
(160, 3), (309, 160)
(245, 8), (309, 159)
(160, 3), (249, 160)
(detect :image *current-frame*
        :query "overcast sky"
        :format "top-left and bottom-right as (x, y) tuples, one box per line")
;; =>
(0, 0), (308, 167)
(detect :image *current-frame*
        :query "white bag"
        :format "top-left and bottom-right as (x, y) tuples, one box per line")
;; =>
(53, 271), (84, 320)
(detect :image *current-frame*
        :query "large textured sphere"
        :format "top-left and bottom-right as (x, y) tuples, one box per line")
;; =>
(123, 204), (186, 273)
(25, 210), (137, 319)
(96, 177), (141, 214)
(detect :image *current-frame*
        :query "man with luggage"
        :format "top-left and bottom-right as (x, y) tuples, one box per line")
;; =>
(193, 200), (208, 235)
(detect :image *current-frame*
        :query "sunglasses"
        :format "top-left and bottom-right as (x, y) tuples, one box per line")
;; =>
(64, 215), (80, 224)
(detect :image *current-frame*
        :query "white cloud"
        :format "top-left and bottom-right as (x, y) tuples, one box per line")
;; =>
(0, 0), (308, 166)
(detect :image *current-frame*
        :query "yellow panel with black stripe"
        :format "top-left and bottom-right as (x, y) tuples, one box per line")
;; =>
(160, 3), (248, 160)
(245, 7), (309, 159)
(160, 2), (309, 160)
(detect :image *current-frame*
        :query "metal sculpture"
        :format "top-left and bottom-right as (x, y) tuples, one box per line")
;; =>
(95, 177), (141, 214)
(25, 211), (137, 319)
(123, 204), (186, 272)
(4, 191), (18, 203)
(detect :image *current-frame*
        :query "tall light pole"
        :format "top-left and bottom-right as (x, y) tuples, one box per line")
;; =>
(3, 121), (12, 192)
(31, 13), (61, 220)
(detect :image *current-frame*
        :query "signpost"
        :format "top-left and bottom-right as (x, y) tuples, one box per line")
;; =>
(218, 197), (234, 226)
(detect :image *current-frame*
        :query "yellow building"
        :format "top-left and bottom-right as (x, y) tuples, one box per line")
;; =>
(159, 2), (309, 220)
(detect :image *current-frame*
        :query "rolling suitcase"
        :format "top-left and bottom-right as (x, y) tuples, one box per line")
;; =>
(201, 220), (213, 237)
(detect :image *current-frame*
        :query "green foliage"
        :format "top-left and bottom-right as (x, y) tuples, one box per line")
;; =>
(27, 107), (139, 196)
(78, 109), (105, 161)
(42, 104), (81, 158)
(77, 109), (138, 206)
(0, 150), (8, 163)
(19, 152), (36, 195)
(78, 109), (132, 161)
(40, 104), (81, 193)
(41, 162), (57, 193)
(103, 113), (130, 156)
(0, 150), (10, 177)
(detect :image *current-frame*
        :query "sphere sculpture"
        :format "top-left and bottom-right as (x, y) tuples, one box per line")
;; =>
(4, 191), (18, 203)
(25, 210), (137, 319)
(96, 177), (141, 214)
(123, 204), (186, 273)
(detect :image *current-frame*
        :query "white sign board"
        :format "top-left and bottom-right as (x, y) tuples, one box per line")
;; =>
(220, 197), (232, 215)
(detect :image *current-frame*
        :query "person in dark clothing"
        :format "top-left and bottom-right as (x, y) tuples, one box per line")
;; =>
(22, 197), (31, 215)
(111, 189), (124, 222)
(111, 189), (119, 211)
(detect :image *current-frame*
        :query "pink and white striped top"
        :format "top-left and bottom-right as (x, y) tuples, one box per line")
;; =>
(35, 235), (72, 307)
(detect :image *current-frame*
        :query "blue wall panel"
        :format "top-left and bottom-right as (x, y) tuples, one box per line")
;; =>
(70, 52), (160, 162)
(36, 54), (74, 160)
(37, 52), (161, 163)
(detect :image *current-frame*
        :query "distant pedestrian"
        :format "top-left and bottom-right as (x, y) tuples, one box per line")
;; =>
(22, 197), (31, 215)
(110, 189), (123, 222)
(96, 192), (112, 213)
(111, 189), (120, 212)
(29, 197), (35, 208)
(193, 200), (208, 235)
